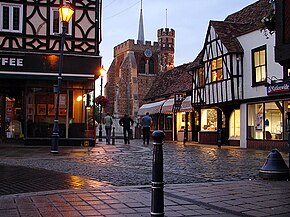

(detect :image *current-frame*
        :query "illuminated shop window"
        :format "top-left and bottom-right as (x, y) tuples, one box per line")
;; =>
(201, 109), (217, 131)
(229, 109), (240, 138)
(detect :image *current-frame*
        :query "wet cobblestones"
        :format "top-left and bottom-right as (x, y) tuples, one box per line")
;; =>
(0, 141), (283, 187)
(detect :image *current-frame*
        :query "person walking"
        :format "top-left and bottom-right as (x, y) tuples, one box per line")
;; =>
(119, 114), (134, 144)
(141, 112), (152, 145)
(103, 113), (113, 144)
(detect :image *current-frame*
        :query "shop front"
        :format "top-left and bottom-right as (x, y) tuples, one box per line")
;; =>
(0, 53), (99, 146)
(137, 96), (194, 142)
(245, 82), (290, 151)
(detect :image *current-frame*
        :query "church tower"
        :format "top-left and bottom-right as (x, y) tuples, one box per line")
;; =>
(157, 28), (175, 72)
(104, 1), (175, 121)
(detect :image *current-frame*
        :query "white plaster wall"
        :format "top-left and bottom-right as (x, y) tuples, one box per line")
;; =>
(237, 31), (283, 99)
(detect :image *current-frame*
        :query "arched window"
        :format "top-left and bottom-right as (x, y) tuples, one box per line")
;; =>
(149, 59), (155, 74)
(139, 59), (145, 74)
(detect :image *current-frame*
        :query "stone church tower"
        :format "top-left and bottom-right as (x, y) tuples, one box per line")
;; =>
(104, 2), (175, 119)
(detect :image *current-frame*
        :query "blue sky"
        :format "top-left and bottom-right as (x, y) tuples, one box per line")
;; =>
(98, 0), (258, 85)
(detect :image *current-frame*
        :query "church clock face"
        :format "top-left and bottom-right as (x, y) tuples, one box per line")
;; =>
(144, 48), (152, 58)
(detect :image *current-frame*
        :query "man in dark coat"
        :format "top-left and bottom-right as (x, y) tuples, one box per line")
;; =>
(119, 114), (134, 144)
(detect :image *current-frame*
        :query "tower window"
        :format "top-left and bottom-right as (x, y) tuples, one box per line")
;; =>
(149, 59), (155, 74)
(139, 59), (145, 74)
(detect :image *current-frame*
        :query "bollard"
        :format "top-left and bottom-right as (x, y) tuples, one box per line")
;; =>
(259, 148), (289, 180)
(151, 130), (165, 217)
(112, 127), (115, 145)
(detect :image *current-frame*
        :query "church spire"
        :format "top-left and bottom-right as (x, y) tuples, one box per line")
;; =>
(137, 0), (144, 43)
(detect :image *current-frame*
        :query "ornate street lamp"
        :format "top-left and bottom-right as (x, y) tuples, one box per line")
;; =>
(98, 66), (106, 142)
(51, 2), (74, 154)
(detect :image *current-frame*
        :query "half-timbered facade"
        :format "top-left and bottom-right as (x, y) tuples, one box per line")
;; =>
(0, 0), (102, 146)
(190, 0), (290, 151)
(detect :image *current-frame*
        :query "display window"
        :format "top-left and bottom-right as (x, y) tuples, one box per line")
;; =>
(177, 112), (191, 131)
(201, 109), (217, 131)
(248, 101), (283, 140)
(229, 109), (240, 138)
(25, 87), (94, 139)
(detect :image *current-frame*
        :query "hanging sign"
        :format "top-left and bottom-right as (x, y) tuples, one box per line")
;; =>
(267, 82), (290, 95)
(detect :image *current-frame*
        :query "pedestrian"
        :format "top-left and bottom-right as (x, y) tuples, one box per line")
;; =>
(103, 113), (113, 144)
(141, 112), (152, 145)
(119, 114), (134, 144)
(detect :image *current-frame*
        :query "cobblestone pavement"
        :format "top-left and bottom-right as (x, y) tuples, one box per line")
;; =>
(0, 140), (290, 216)
(0, 140), (287, 188)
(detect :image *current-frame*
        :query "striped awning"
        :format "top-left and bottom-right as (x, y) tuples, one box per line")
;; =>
(180, 96), (193, 112)
(137, 100), (166, 116)
(161, 98), (174, 113)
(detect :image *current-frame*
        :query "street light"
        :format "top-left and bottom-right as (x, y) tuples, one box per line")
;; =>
(98, 66), (106, 142)
(51, 2), (74, 154)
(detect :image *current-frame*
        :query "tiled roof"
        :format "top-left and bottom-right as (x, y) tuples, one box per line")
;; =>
(144, 62), (195, 100)
(212, 0), (272, 53)
(225, 0), (271, 27)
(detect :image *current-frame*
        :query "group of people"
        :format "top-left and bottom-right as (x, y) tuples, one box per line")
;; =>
(103, 112), (152, 145)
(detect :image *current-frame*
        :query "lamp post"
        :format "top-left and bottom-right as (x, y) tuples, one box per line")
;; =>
(98, 66), (106, 142)
(51, 3), (74, 154)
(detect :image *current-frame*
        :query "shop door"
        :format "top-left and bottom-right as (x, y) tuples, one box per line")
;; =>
(1, 91), (24, 141)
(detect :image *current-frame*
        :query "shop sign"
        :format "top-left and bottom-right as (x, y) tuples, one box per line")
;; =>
(174, 93), (185, 105)
(0, 56), (24, 68)
(267, 82), (290, 95)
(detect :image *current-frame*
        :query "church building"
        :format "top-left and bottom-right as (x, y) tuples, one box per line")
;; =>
(104, 3), (175, 119)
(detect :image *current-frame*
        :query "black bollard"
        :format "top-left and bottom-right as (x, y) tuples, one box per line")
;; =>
(151, 130), (165, 217)
(112, 127), (115, 145)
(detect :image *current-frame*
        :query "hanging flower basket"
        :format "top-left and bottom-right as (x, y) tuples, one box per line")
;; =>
(95, 95), (109, 107)
(261, 11), (275, 34)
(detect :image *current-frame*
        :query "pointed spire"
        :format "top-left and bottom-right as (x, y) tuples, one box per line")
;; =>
(138, 0), (144, 43)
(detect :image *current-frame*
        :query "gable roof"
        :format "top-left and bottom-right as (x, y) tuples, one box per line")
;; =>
(225, 0), (271, 27)
(191, 0), (272, 68)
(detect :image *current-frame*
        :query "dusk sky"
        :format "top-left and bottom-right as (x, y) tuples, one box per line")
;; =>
(98, 0), (258, 86)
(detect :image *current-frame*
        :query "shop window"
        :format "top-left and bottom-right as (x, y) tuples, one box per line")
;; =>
(248, 104), (263, 139)
(164, 114), (172, 130)
(50, 7), (72, 35)
(248, 102), (283, 140)
(265, 102), (282, 140)
(252, 45), (267, 86)
(201, 109), (217, 131)
(229, 110), (240, 138)
(198, 67), (205, 87)
(211, 57), (223, 82)
(177, 112), (191, 131)
(0, 3), (22, 33)
(138, 59), (145, 74)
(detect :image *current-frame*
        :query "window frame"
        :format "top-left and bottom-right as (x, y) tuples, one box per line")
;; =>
(0, 3), (23, 33)
(211, 57), (223, 82)
(251, 45), (267, 86)
(50, 7), (73, 35)
(198, 66), (205, 87)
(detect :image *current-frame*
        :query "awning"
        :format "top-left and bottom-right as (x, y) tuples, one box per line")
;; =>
(180, 96), (193, 112)
(137, 100), (165, 116)
(161, 98), (174, 113)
